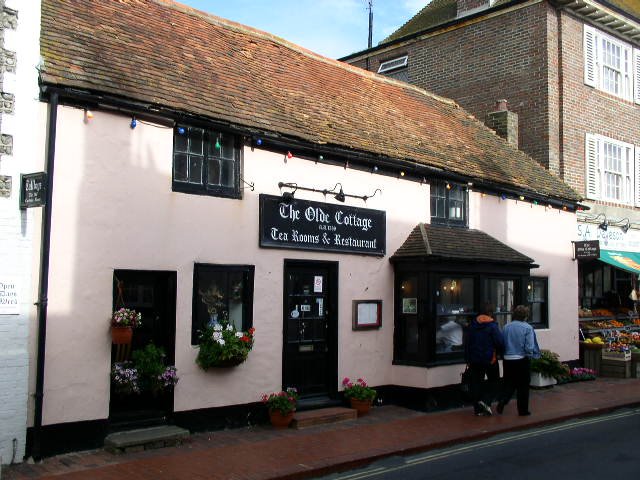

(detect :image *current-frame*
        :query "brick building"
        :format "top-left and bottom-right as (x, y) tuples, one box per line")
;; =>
(0, 0), (43, 467)
(343, 0), (640, 319)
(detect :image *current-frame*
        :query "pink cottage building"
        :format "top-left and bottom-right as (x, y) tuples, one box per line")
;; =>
(29, 0), (581, 457)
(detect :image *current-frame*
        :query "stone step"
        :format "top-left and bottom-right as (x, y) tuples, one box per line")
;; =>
(104, 425), (190, 454)
(292, 407), (357, 429)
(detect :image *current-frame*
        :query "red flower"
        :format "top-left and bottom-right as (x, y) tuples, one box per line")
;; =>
(248, 327), (256, 335)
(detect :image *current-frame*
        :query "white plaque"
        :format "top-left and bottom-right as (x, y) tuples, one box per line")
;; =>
(314, 276), (323, 293)
(0, 278), (19, 314)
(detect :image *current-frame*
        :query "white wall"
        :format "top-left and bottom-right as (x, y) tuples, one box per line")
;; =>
(42, 104), (578, 425)
(0, 0), (43, 465)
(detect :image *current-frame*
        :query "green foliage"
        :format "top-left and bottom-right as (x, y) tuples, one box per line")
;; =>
(131, 344), (171, 394)
(342, 377), (377, 401)
(530, 350), (568, 379)
(262, 387), (299, 415)
(196, 320), (255, 369)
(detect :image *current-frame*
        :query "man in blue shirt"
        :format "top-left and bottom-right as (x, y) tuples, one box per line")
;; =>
(496, 305), (540, 416)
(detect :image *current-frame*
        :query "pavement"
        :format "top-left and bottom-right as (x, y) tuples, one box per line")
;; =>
(4, 377), (640, 480)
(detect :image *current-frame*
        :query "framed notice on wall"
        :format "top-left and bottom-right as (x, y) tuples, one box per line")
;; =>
(352, 300), (382, 330)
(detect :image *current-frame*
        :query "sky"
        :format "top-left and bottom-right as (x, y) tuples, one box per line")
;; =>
(178, 0), (428, 59)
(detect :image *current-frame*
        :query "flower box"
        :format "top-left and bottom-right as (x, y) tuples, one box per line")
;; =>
(602, 350), (631, 361)
(530, 372), (557, 388)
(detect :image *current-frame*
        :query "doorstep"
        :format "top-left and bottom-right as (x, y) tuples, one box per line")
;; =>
(104, 425), (190, 454)
(292, 407), (357, 429)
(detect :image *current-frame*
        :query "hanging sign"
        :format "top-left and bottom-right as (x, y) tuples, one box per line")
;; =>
(259, 194), (386, 256)
(573, 240), (600, 260)
(20, 172), (46, 209)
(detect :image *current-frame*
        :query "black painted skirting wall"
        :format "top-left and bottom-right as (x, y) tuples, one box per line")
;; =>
(26, 384), (470, 459)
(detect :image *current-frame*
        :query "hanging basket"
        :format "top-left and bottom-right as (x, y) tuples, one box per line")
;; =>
(111, 326), (133, 345)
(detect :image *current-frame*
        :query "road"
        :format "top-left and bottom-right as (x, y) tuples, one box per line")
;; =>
(315, 408), (640, 480)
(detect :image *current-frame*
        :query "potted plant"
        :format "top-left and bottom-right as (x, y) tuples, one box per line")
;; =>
(342, 377), (377, 416)
(261, 387), (298, 428)
(111, 307), (142, 344)
(196, 317), (255, 369)
(530, 350), (566, 387)
(111, 344), (178, 398)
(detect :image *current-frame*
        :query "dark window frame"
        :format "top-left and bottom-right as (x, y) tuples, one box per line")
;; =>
(393, 262), (531, 367)
(527, 277), (549, 329)
(191, 263), (255, 345)
(430, 180), (468, 227)
(173, 125), (242, 199)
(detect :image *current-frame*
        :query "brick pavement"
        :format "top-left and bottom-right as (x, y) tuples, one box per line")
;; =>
(4, 377), (640, 480)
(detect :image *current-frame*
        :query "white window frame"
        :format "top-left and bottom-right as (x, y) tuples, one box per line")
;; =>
(378, 55), (408, 74)
(585, 133), (637, 206)
(584, 24), (636, 103)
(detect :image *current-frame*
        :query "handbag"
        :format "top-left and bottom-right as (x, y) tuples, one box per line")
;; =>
(460, 365), (472, 398)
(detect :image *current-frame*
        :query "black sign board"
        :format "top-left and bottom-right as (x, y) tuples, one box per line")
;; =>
(574, 240), (600, 260)
(20, 172), (47, 209)
(259, 194), (386, 256)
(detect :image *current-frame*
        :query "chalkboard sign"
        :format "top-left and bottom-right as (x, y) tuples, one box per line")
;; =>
(259, 194), (385, 256)
(20, 172), (46, 209)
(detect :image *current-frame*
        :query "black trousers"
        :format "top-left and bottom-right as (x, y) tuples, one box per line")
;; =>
(469, 362), (499, 412)
(499, 357), (531, 414)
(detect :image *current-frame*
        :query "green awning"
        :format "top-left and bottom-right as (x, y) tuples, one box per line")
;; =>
(599, 250), (640, 274)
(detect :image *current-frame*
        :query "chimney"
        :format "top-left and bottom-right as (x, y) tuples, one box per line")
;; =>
(457, 0), (492, 17)
(486, 99), (518, 147)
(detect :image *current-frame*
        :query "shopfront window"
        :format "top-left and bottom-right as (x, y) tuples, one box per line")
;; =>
(435, 277), (473, 357)
(191, 264), (255, 344)
(527, 277), (548, 328)
(394, 275), (426, 364)
(484, 278), (515, 328)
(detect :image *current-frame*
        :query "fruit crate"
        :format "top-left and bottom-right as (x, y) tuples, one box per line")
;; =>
(600, 358), (631, 378)
(632, 353), (640, 379)
(602, 351), (631, 361)
(579, 342), (603, 374)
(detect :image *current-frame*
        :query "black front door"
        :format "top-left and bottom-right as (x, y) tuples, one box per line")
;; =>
(283, 261), (338, 400)
(110, 270), (177, 424)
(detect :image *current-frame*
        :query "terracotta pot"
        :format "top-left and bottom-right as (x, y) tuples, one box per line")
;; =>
(269, 409), (294, 429)
(111, 326), (133, 345)
(350, 398), (372, 416)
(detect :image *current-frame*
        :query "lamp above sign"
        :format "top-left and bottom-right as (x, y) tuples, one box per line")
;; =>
(20, 172), (47, 209)
(573, 240), (600, 260)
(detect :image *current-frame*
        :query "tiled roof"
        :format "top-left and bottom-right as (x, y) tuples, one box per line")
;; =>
(39, 0), (581, 203)
(391, 223), (534, 264)
(382, 0), (639, 44)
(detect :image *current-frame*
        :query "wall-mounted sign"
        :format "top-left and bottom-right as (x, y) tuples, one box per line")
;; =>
(259, 194), (386, 256)
(573, 240), (600, 260)
(20, 172), (46, 209)
(0, 278), (19, 315)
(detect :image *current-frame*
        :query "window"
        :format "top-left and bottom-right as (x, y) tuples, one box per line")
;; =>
(435, 277), (474, 359)
(527, 277), (548, 329)
(585, 134), (638, 205)
(378, 55), (408, 82)
(173, 125), (241, 198)
(584, 25), (638, 103)
(430, 181), (467, 226)
(484, 278), (515, 328)
(191, 264), (254, 344)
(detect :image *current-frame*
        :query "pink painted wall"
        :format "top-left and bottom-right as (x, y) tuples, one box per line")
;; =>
(38, 105), (577, 424)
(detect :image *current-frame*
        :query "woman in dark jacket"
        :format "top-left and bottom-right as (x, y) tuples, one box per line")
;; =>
(465, 302), (504, 416)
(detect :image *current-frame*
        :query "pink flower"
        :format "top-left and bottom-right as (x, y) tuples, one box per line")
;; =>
(342, 377), (350, 386)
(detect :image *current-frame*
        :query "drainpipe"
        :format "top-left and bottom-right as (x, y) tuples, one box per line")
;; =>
(31, 90), (58, 460)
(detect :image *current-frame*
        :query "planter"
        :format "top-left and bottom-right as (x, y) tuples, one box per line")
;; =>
(349, 398), (373, 416)
(530, 371), (557, 388)
(269, 410), (294, 429)
(198, 355), (247, 369)
(111, 326), (133, 345)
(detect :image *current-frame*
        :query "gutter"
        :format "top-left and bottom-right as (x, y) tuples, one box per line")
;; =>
(31, 90), (58, 461)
